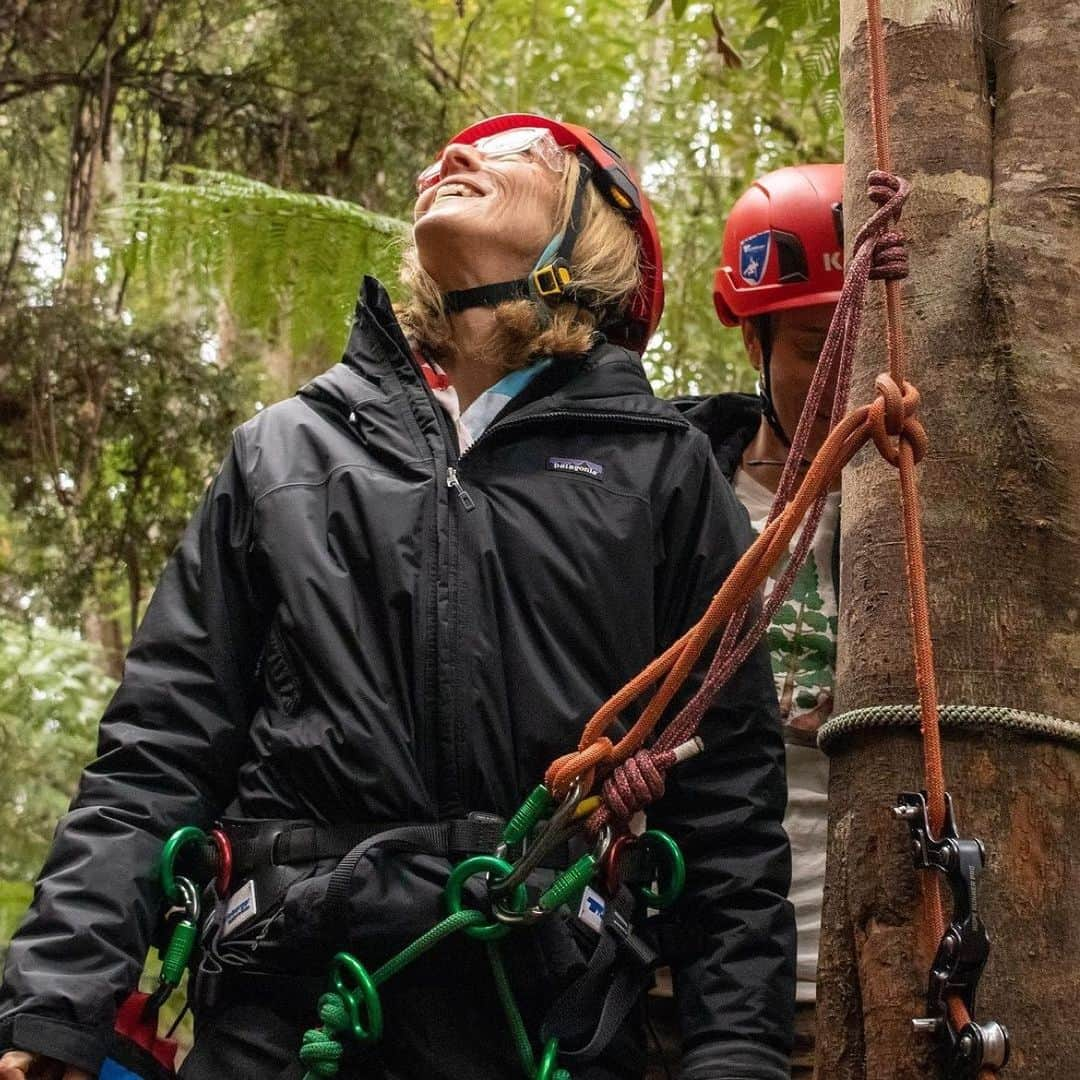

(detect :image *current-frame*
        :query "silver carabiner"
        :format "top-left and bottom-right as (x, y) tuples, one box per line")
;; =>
(170, 875), (201, 925)
(490, 778), (586, 898)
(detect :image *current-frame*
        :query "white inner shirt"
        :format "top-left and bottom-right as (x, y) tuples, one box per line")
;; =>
(734, 468), (840, 1004)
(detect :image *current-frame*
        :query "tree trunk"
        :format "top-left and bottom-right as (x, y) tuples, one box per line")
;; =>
(818, 2), (1080, 1078)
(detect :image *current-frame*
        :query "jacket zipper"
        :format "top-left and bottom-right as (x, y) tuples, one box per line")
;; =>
(446, 466), (476, 511)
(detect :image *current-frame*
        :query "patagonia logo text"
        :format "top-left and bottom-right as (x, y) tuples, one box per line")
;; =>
(547, 457), (604, 479)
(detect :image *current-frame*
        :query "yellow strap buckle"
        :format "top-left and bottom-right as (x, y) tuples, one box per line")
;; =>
(532, 260), (573, 299)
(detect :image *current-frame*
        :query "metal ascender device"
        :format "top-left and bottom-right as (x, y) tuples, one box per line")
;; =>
(894, 791), (1010, 1079)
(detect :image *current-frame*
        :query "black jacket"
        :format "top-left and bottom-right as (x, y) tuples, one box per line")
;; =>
(1, 280), (794, 1079)
(673, 393), (761, 483)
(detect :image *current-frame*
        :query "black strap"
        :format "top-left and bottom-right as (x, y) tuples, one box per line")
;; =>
(754, 314), (792, 448)
(540, 885), (660, 1064)
(553, 156), (593, 268)
(321, 820), (503, 935)
(443, 280), (531, 313)
(219, 815), (507, 881)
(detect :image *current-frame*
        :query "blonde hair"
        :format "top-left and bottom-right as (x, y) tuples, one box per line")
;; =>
(397, 156), (643, 374)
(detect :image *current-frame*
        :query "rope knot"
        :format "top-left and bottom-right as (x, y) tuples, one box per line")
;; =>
(600, 748), (672, 822)
(870, 230), (908, 280)
(866, 169), (908, 210)
(869, 374), (928, 466)
(852, 171), (911, 263)
(546, 736), (613, 801)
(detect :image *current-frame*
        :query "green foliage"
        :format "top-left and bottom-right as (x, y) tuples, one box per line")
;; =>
(0, 301), (261, 631)
(0, 618), (115, 880)
(748, 0), (842, 127)
(110, 168), (410, 363)
(0, 880), (34, 960)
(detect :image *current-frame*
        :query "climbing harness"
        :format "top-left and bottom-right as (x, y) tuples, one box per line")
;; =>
(291, 791), (681, 1080)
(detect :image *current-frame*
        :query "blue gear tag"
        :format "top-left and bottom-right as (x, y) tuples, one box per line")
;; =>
(577, 886), (607, 933)
(100, 1060), (144, 1080)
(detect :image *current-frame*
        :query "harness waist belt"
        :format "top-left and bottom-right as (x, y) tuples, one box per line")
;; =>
(218, 814), (511, 880)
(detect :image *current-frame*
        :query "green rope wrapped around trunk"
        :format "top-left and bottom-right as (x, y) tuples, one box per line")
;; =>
(818, 703), (1080, 754)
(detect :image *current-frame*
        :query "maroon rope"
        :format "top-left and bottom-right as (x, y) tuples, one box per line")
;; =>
(588, 172), (911, 835)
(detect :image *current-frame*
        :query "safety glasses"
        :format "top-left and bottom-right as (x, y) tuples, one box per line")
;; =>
(416, 127), (569, 193)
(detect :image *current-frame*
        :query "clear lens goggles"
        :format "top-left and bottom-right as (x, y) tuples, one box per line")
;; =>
(416, 127), (569, 193)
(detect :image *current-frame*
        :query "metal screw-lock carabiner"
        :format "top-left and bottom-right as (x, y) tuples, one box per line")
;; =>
(145, 874), (201, 1016)
(494, 825), (612, 927)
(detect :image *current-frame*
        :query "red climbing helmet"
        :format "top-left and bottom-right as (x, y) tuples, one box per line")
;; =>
(429, 113), (664, 353)
(713, 163), (844, 326)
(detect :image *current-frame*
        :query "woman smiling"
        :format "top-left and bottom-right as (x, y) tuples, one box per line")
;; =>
(0, 115), (793, 1080)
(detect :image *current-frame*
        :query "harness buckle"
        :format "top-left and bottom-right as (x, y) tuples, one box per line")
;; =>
(895, 791), (1010, 1076)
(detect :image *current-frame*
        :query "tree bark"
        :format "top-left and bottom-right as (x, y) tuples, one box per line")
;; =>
(818, 2), (1080, 1078)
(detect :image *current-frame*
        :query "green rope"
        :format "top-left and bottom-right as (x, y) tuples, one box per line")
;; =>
(299, 993), (351, 1077)
(486, 941), (537, 1076)
(300, 909), (487, 1079)
(485, 942), (571, 1080)
(818, 702), (1080, 754)
(372, 908), (486, 983)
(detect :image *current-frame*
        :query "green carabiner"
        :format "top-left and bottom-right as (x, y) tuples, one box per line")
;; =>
(637, 829), (685, 909)
(331, 952), (383, 1043)
(536, 1037), (571, 1080)
(159, 825), (208, 903)
(444, 854), (529, 940)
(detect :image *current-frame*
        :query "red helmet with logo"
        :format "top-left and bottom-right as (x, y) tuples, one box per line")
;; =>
(713, 163), (844, 326)
(435, 113), (664, 353)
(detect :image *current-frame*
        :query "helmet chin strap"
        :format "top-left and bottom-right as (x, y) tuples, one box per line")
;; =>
(754, 314), (792, 448)
(442, 156), (594, 318)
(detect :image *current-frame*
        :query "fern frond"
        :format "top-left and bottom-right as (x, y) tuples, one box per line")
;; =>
(105, 168), (410, 359)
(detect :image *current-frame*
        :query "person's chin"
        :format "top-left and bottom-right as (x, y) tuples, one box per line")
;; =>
(414, 207), (489, 268)
(415, 193), (492, 231)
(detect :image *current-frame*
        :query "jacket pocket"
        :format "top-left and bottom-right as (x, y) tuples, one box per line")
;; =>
(260, 619), (304, 716)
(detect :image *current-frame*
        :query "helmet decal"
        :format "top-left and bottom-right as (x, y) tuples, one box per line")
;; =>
(739, 231), (771, 286)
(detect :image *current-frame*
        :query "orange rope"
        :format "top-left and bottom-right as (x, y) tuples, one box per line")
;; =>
(866, 3), (989, 1073)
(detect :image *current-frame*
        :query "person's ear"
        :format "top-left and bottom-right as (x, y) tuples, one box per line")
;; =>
(741, 319), (763, 373)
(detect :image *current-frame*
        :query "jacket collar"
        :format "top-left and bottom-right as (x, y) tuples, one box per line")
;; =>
(302, 276), (687, 427)
(673, 392), (762, 480)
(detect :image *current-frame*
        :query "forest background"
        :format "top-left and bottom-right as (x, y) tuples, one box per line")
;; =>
(0, 0), (840, 948)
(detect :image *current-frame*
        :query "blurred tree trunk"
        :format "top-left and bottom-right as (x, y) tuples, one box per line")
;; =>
(818, 2), (1080, 1078)
(58, 7), (130, 676)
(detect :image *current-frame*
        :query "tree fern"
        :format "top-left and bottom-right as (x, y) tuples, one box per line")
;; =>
(107, 168), (411, 360)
